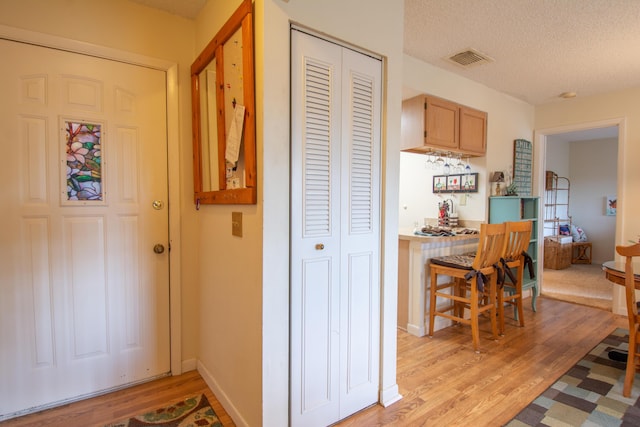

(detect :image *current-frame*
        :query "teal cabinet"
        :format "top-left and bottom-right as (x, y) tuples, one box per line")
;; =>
(489, 196), (539, 313)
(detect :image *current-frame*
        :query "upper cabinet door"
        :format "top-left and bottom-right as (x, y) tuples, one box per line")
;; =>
(400, 94), (487, 156)
(424, 96), (459, 149)
(459, 105), (487, 155)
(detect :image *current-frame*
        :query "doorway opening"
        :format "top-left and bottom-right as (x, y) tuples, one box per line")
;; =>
(535, 121), (622, 312)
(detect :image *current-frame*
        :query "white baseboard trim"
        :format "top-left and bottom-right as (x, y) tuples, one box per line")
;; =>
(406, 323), (425, 337)
(197, 360), (248, 427)
(407, 316), (452, 337)
(379, 384), (402, 407)
(181, 358), (197, 373)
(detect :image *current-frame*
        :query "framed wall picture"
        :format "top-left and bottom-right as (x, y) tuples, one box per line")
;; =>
(447, 175), (461, 191)
(605, 195), (617, 216)
(461, 173), (477, 191)
(433, 175), (447, 193)
(433, 173), (478, 193)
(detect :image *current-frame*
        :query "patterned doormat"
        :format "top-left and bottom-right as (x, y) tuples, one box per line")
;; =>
(104, 394), (222, 427)
(506, 328), (640, 426)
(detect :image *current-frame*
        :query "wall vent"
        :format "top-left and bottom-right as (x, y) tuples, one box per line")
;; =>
(446, 48), (493, 68)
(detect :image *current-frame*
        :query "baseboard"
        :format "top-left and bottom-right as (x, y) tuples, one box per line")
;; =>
(181, 358), (197, 373)
(197, 360), (249, 427)
(406, 322), (425, 337)
(407, 316), (453, 337)
(379, 384), (402, 407)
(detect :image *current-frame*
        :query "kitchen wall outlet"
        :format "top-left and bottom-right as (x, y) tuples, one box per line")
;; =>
(232, 211), (243, 237)
(460, 194), (467, 206)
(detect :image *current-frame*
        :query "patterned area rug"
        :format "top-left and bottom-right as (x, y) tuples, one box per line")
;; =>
(104, 394), (222, 427)
(506, 328), (640, 426)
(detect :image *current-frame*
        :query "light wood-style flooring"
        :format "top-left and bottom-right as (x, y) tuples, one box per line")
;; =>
(336, 296), (624, 426)
(0, 370), (234, 427)
(1, 296), (624, 427)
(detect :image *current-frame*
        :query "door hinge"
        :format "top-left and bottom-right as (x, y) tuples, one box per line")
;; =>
(424, 130), (427, 138)
(424, 102), (427, 110)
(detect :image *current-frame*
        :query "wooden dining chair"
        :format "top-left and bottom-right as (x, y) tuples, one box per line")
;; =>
(428, 222), (506, 352)
(497, 220), (533, 335)
(616, 243), (640, 398)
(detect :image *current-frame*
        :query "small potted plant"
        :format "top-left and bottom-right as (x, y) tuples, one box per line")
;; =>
(505, 182), (518, 196)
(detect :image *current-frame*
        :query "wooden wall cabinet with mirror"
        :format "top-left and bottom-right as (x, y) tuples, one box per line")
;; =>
(191, 0), (256, 205)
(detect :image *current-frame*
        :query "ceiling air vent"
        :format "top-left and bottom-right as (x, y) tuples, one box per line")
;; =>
(446, 48), (493, 68)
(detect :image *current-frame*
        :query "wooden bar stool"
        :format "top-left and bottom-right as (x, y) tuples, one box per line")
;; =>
(497, 220), (532, 335)
(428, 223), (506, 352)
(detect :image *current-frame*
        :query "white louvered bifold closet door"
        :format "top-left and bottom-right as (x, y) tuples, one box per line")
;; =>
(290, 28), (382, 427)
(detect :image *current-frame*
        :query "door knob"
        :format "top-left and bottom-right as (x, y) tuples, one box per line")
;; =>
(315, 243), (325, 250)
(153, 244), (165, 254)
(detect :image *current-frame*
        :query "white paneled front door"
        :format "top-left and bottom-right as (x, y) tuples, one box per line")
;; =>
(0, 39), (170, 419)
(290, 29), (382, 427)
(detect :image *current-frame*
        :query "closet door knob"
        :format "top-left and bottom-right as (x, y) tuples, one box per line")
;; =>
(315, 243), (325, 250)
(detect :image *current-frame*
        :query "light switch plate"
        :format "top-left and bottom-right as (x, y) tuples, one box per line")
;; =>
(232, 212), (242, 237)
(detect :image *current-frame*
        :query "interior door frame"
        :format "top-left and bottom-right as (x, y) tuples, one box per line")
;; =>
(0, 24), (183, 376)
(533, 117), (625, 315)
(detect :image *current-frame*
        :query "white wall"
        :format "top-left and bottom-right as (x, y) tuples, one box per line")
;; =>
(400, 55), (536, 229)
(545, 140), (570, 177)
(399, 152), (486, 229)
(544, 138), (617, 263)
(569, 138), (617, 264)
(194, 2), (262, 426)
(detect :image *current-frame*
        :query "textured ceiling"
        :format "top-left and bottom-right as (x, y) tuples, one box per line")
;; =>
(404, 0), (640, 105)
(129, 0), (206, 19)
(133, 0), (640, 107)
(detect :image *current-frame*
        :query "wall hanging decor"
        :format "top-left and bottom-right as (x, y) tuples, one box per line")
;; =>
(191, 0), (256, 205)
(606, 195), (617, 216)
(513, 139), (532, 196)
(432, 172), (478, 193)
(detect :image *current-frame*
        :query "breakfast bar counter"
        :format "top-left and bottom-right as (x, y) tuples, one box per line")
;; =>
(398, 230), (480, 337)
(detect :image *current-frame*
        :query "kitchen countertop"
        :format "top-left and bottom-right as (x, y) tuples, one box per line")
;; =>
(398, 228), (481, 243)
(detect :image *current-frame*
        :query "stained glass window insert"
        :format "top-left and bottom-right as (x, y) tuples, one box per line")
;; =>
(65, 121), (102, 201)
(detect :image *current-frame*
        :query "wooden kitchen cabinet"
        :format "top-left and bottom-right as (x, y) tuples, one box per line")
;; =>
(401, 94), (487, 156)
(459, 105), (487, 154)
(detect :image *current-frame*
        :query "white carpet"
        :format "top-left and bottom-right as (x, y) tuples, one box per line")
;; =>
(541, 264), (612, 310)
